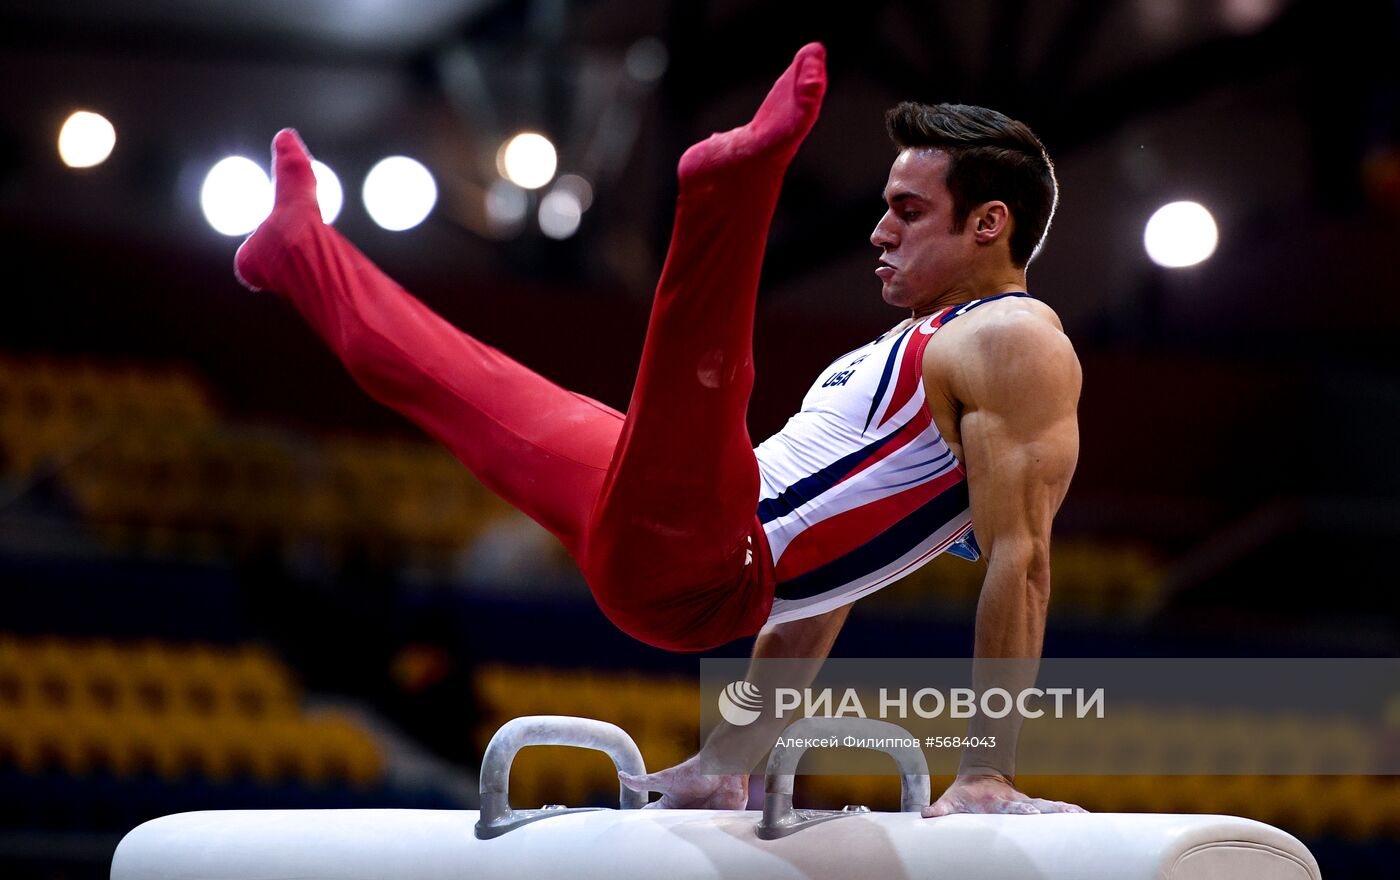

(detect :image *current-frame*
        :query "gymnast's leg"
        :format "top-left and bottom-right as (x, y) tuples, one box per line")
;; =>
(234, 43), (826, 652)
(234, 131), (620, 559)
(580, 43), (827, 648)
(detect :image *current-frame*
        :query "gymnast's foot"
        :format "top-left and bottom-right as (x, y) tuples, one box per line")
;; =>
(234, 129), (321, 292)
(676, 42), (826, 188)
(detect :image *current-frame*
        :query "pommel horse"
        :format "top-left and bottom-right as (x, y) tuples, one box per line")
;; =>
(112, 715), (1322, 879)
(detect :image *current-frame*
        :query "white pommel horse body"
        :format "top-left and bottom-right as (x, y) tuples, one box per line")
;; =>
(110, 715), (1323, 880)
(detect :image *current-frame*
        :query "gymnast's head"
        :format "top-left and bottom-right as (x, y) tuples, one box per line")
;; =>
(871, 101), (1058, 310)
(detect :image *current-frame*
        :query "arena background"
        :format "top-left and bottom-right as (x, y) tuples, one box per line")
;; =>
(0, 0), (1396, 877)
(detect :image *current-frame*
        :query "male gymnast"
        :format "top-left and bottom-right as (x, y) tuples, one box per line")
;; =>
(235, 42), (1083, 817)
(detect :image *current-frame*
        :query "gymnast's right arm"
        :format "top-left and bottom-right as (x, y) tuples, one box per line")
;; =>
(618, 605), (851, 808)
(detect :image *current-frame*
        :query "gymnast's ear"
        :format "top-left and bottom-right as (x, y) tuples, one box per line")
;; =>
(971, 201), (1011, 246)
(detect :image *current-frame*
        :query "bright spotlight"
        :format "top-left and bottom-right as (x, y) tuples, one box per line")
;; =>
(363, 156), (437, 231)
(498, 132), (557, 190)
(310, 160), (343, 224)
(201, 156), (272, 236)
(58, 111), (116, 169)
(538, 189), (582, 240)
(1144, 201), (1218, 268)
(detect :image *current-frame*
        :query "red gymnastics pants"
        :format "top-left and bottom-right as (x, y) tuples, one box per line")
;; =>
(235, 45), (828, 652)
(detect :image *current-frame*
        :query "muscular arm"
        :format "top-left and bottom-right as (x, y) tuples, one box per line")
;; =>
(961, 309), (1079, 657)
(925, 307), (1083, 814)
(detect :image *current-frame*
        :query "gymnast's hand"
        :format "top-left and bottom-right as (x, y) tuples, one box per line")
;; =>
(923, 773), (1087, 818)
(618, 756), (749, 810)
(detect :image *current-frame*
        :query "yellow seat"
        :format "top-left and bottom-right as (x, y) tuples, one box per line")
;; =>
(1322, 776), (1389, 840)
(166, 645), (225, 716)
(72, 638), (133, 714)
(151, 713), (209, 780)
(28, 637), (85, 712)
(0, 705), (42, 774)
(302, 711), (386, 786)
(220, 644), (300, 719)
(237, 718), (301, 784)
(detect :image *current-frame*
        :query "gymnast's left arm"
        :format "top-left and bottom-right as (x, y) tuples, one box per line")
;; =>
(924, 308), (1084, 818)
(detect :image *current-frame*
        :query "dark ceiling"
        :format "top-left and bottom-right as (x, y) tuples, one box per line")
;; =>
(0, 0), (1396, 345)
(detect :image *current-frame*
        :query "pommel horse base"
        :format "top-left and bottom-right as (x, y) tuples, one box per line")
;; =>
(111, 715), (1322, 880)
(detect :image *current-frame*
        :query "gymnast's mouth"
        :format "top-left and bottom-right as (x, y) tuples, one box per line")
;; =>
(875, 263), (897, 281)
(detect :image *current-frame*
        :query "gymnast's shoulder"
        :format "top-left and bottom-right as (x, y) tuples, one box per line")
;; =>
(926, 297), (1079, 401)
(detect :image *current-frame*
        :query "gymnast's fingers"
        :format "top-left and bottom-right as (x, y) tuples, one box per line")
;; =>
(920, 800), (957, 818)
(1028, 798), (1088, 814)
(618, 770), (668, 793)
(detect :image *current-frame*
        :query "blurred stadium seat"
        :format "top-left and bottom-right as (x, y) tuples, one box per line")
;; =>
(0, 634), (382, 791)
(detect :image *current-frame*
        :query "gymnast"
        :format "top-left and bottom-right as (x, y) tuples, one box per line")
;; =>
(234, 43), (1083, 818)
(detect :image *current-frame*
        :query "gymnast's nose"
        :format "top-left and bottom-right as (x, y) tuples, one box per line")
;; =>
(871, 210), (898, 251)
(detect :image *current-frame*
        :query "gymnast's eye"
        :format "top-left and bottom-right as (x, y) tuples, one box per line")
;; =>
(903, 211), (921, 222)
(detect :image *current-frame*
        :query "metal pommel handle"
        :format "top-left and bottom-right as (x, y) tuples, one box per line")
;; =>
(759, 717), (931, 839)
(475, 715), (647, 839)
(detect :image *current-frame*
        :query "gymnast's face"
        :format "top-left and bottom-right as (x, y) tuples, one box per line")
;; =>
(870, 148), (983, 312)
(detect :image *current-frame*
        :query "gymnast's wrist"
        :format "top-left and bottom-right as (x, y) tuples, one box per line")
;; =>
(954, 767), (1015, 787)
(692, 735), (760, 776)
(700, 717), (789, 772)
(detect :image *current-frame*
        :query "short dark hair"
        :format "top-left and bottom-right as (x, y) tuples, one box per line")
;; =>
(885, 102), (1058, 267)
